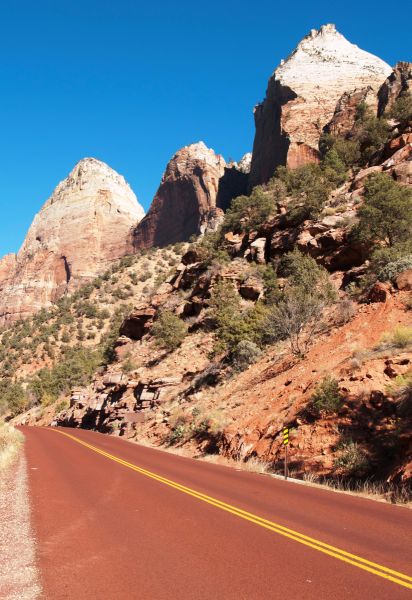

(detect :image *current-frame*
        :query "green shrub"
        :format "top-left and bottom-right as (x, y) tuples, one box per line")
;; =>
(310, 376), (342, 414)
(391, 326), (412, 349)
(152, 311), (188, 351)
(376, 255), (412, 283)
(320, 134), (361, 168)
(222, 186), (276, 234)
(334, 440), (369, 475)
(266, 252), (336, 356)
(276, 163), (333, 222)
(29, 346), (102, 404)
(0, 380), (29, 417)
(354, 173), (412, 248)
(321, 148), (347, 186)
(209, 280), (268, 354)
(389, 92), (412, 123)
(352, 103), (390, 163)
(231, 340), (262, 371)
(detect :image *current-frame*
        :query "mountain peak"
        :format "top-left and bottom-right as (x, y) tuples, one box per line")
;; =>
(275, 24), (392, 89)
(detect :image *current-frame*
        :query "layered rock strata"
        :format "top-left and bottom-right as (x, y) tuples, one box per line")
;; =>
(0, 158), (144, 324)
(249, 24), (392, 186)
(133, 142), (248, 248)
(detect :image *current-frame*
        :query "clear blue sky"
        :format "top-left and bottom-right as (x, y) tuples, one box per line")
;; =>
(0, 0), (410, 256)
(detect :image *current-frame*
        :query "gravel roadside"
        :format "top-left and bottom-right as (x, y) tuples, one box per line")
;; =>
(0, 449), (42, 599)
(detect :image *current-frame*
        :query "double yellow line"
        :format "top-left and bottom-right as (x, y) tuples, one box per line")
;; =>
(50, 428), (412, 590)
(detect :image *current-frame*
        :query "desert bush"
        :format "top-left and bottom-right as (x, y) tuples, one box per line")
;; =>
(29, 346), (102, 404)
(352, 103), (390, 163)
(231, 340), (262, 372)
(267, 252), (336, 355)
(0, 422), (24, 469)
(222, 186), (275, 234)
(121, 354), (137, 374)
(209, 280), (268, 354)
(194, 230), (229, 267)
(0, 380), (29, 417)
(279, 249), (336, 300)
(321, 148), (347, 186)
(129, 271), (138, 285)
(310, 376), (342, 414)
(319, 134), (361, 168)
(336, 297), (356, 324)
(354, 173), (412, 248)
(119, 255), (135, 269)
(152, 311), (188, 351)
(375, 255), (412, 283)
(391, 374), (412, 418)
(277, 163), (332, 221)
(389, 91), (412, 123)
(334, 440), (370, 475)
(378, 326), (412, 351)
(391, 326), (412, 349)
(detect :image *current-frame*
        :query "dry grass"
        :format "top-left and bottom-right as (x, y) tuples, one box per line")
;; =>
(302, 473), (411, 506)
(0, 421), (24, 470)
(242, 456), (272, 474)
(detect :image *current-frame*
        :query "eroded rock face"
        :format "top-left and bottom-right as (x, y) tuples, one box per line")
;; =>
(325, 86), (377, 137)
(133, 142), (248, 248)
(378, 62), (412, 117)
(249, 24), (392, 187)
(0, 158), (144, 324)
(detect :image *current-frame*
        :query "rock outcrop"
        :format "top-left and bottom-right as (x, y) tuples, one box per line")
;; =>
(0, 158), (144, 324)
(378, 62), (412, 117)
(249, 24), (392, 187)
(133, 142), (248, 248)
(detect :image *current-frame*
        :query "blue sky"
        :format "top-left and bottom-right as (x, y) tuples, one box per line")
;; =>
(0, 0), (410, 256)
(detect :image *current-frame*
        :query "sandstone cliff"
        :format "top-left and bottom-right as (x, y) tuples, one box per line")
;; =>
(249, 24), (392, 187)
(0, 158), (144, 324)
(133, 142), (248, 248)
(378, 61), (412, 116)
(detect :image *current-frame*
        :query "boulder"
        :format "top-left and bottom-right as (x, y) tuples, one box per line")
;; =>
(378, 62), (412, 117)
(239, 278), (264, 301)
(249, 237), (267, 264)
(367, 282), (390, 303)
(396, 269), (412, 291)
(119, 305), (156, 340)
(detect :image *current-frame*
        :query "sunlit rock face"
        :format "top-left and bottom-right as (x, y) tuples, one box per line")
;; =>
(133, 142), (247, 248)
(0, 158), (144, 324)
(250, 24), (392, 187)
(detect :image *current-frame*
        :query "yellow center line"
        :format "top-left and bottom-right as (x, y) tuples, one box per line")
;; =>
(48, 428), (412, 590)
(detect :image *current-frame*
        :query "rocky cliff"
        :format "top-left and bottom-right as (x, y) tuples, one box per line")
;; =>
(0, 158), (144, 324)
(133, 142), (248, 248)
(249, 24), (392, 187)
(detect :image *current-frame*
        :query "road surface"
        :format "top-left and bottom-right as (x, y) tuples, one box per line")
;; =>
(22, 426), (412, 599)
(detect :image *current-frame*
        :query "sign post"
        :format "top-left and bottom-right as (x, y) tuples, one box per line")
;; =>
(283, 427), (289, 480)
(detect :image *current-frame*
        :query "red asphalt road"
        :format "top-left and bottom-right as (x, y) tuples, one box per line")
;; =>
(22, 426), (412, 600)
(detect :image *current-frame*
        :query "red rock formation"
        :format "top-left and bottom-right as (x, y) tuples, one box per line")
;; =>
(0, 158), (144, 324)
(133, 142), (248, 249)
(378, 62), (412, 117)
(249, 24), (392, 187)
(325, 87), (377, 137)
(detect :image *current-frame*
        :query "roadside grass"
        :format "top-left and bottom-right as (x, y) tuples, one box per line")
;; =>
(0, 421), (24, 470)
(302, 473), (411, 506)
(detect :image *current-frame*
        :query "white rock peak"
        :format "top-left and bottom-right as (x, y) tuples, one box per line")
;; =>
(275, 24), (392, 92)
(43, 157), (144, 220)
(177, 141), (226, 168)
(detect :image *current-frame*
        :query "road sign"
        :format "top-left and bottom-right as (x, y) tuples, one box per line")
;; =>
(283, 427), (289, 480)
